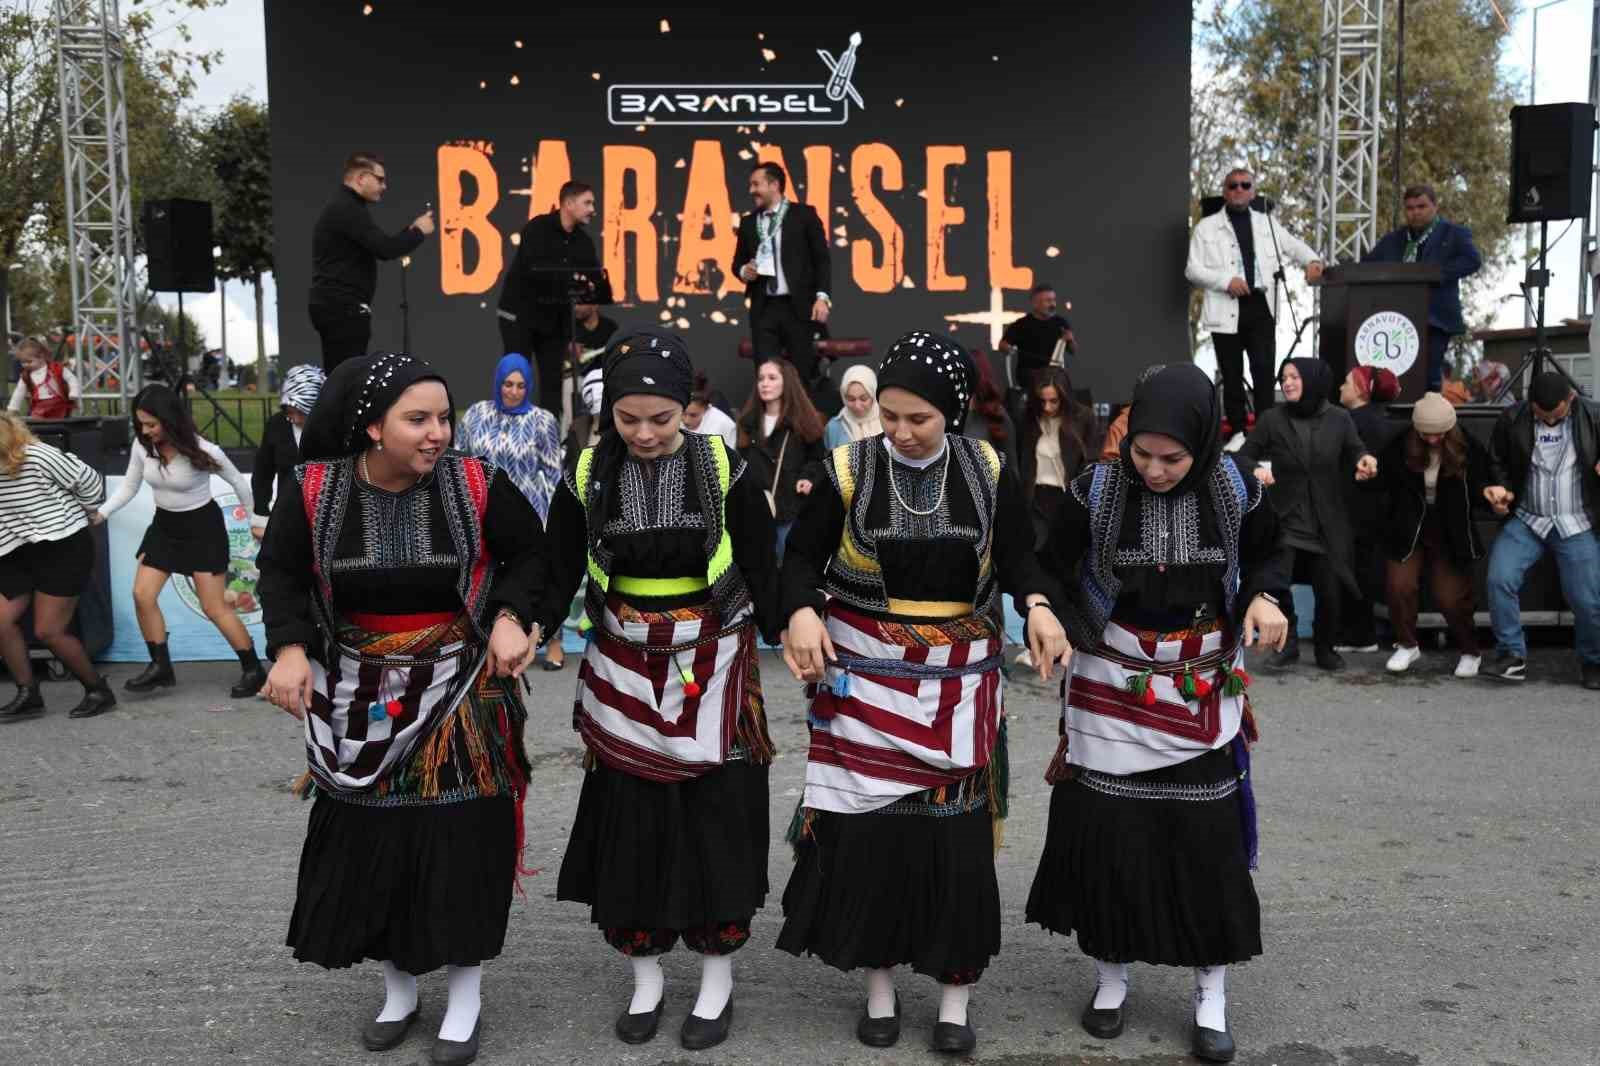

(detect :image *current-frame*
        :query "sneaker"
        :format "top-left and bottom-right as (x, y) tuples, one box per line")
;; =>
(1014, 649), (1035, 668)
(1386, 645), (1422, 673)
(1454, 654), (1482, 679)
(1334, 643), (1381, 654)
(1481, 653), (1526, 683)
(1581, 662), (1600, 691)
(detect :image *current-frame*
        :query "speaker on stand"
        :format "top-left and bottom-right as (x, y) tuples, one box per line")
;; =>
(1497, 103), (1597, 400)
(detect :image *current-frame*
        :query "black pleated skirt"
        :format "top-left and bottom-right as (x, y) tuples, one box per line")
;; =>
(557, 758), (770, 932)
(1025, 746), (1261, 966)
(286, 792), (516, 974)
(777, 803), (1001, 983)
(137, 502), (229, 575)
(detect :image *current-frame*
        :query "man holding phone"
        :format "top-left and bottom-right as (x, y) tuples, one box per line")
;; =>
(308, 151), (434, 371)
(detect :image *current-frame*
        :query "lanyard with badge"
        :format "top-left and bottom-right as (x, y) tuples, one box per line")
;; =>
(754, 199), (787, 278)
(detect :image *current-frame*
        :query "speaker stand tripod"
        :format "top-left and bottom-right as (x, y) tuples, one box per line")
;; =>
(1493, 220), (1585, 403)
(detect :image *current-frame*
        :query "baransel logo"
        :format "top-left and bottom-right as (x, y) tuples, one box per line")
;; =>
(609, 32), (864, 126)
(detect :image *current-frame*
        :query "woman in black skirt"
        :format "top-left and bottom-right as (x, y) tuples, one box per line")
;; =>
(258, 352), (543, 1065)
(1025, 364), (1290, 1063)
(537, 328), (780, 1051)
(779, 330), (1071, 1054)
(0, 412), (116, 720)
(96, 385), (264, 697)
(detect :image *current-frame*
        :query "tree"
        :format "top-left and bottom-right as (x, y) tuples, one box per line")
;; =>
(0, 1), (220, 376)
(204, 97), (272, 386)
(1198, 0), (1522, 348)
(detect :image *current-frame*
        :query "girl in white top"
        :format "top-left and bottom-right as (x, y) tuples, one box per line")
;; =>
(95, 385), (264, 699)
(0, 413), (115, 721)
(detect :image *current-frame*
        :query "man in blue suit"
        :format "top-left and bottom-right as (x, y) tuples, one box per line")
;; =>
(1363, 183), (1483, 391)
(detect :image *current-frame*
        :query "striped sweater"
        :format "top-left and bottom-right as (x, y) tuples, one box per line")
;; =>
(0, 442), (105, 556)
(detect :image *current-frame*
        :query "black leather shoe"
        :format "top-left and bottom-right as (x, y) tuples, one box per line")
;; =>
(1313, 646), (1346, 672)
(1192, 1023), (1236, 1063)
(230, 663), (268, 699)
(1582, 662), (1600, 691)
(856, 992), (901, 1047)
(931, 1019), (977, 1054)
(1080, 995), (1124, 1039)
(124, 659), (176, 693)
(361, 1006), (420, 1051)
(430, 1019), (480, 1065)
(541, 657), (565, 672)
(68, 681), (117, 720)
(1269, 638), (1300, 669)
(614, 1001), (663, 1044)
(0, 683), (44, 721)
(679, 998), (732, 1051)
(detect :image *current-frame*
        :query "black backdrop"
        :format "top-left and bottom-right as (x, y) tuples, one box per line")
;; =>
(265, 4), (1191, 405)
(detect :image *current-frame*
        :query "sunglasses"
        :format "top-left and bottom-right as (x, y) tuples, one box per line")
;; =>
(1226, 181), (1253, 191)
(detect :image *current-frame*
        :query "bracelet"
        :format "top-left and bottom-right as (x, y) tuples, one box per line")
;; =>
(1254, 592), (1280, 606)
(494, 607), (525, 629)
(1027, 600), (1054, 612)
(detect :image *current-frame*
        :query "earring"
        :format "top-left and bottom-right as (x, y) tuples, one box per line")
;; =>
(374, 440), (383, 452)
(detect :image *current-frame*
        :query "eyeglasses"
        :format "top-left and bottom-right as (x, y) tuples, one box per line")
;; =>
(362, 170), (389, 186)
(1226, 181), (1253, 191)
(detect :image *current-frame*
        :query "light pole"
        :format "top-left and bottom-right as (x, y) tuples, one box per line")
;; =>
(1527, 0), (1574, 327)
(213, 246), (226, 387)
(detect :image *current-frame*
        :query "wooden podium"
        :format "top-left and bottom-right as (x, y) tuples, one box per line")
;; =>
(1317, 262), (1440, 402)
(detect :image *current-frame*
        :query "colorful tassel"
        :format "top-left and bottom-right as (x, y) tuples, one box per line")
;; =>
(673, 654), (702, 698)
(366, 703), (384, 722)
(1193, 674), (1213, 699)
(1180, 671), (1197, 699)
(1124, 668), (1153, 700)
(385, 699), (403, 718)
(1142, 682), (1157, 706)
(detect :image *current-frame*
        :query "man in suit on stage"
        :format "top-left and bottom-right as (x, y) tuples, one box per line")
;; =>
(1362, 183), (1482, 392)
(733, 163), (833, 383)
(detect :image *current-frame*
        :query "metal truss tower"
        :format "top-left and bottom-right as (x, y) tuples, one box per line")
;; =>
(1314, 0), (1384, 266)
(55, 0), (138, 406)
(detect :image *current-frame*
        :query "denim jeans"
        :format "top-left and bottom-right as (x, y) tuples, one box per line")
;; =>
(774, 521), (794, 566)
(1486, 516), (1600, 663)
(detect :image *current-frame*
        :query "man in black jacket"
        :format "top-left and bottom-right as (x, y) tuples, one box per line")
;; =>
(1481, 371), (1600, 688)
(495, 181), (600, 415)
(732, 163), (832, 384)
(308, 152), (434, 371)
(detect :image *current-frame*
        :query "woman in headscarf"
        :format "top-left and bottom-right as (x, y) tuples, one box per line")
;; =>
(778, 330), (1072, 1055)
(536, 328), (780, 1052)
(458, 352), (566, 669)
(251, 363), (326, 540)
(1235, 357), (1378, 671)
(823, 364), (883, 449)
(256, 352), (544, 1066)
(1334, 365), (1402, 653)
(1026, 363), (1290, 1065)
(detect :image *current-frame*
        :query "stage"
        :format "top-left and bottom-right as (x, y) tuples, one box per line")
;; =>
(265, 5), (1191, 405)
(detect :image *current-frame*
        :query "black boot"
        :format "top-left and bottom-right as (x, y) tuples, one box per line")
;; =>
(68, 678), (117, 719)
(1314, 645), (1346, 672)
(1269, 636), (1300, 669)
(230, 661), (268, 699)
(0, 682), (45, 721)
(125, 641), (176, 693)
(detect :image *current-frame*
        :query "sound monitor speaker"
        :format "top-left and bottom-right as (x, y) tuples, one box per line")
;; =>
(1508, 103), (1595, 224)
(143, 198), (216, 293)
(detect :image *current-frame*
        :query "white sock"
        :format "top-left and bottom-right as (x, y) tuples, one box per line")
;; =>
(376, 961), (417, 1022)
(1193, 965), (1227, 1032)
(865, 967), (896, 1019)
(937, 983), (970, 1026)
(690, 955), (733, 1020)
(1093, 959), (1129, 1010)
(628, 956), (664, 1014)
(438, 964), (482, 1043)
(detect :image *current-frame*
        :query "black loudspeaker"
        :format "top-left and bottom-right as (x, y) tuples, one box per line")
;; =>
(143, 198), (216, 292)
(1508, 103), (1596, 223)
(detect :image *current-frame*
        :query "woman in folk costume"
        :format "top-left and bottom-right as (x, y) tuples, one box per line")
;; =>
(1025, 363), (1291, 1065)
(777, 330), (1072, 1055)
(251, 363), (326, 539)
(536, 328), (780, 1052)
(257, 352), (545, 1066)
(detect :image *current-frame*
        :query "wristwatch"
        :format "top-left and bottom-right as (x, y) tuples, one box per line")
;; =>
(816, 291), (831, 304)
(1254, 592), (1280, 606)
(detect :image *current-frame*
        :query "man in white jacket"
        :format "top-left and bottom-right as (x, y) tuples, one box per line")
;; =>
(1186, 168), (1323, 444)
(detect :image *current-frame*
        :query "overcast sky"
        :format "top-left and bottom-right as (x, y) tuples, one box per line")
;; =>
(151, 0), (1593, 365)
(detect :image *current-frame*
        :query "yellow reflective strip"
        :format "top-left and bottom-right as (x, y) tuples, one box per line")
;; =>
(885, 598), (974, 619)
(574, 447), (607, 591)
(613, 575), (710, 595)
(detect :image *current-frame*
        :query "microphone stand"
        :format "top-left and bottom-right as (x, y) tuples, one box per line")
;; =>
(399, 257), (412, 354)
